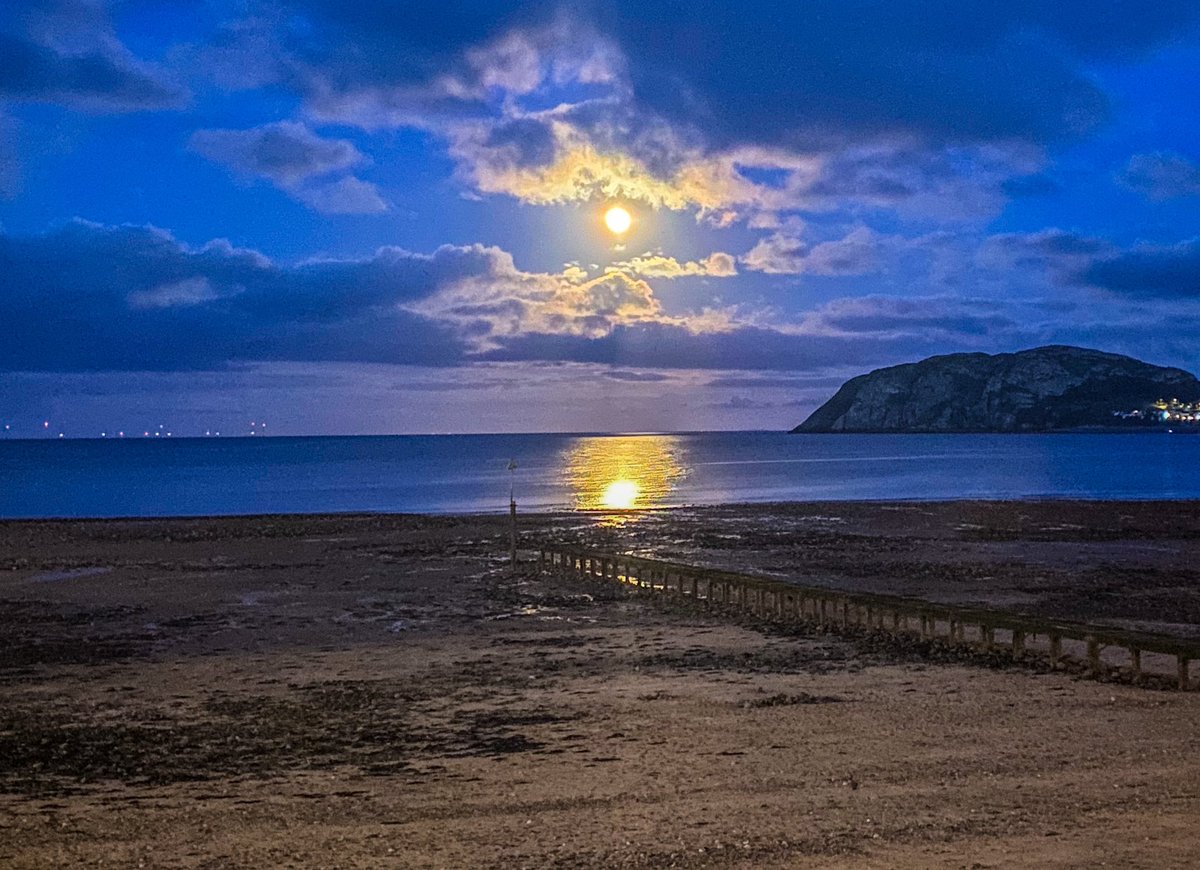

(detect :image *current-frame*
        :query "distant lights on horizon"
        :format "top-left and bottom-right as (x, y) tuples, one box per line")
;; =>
(1, 418), (261, 438)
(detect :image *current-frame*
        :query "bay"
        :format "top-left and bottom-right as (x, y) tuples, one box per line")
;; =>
(2, 431), (1200, 519)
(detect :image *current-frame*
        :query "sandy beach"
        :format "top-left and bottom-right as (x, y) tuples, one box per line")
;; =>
(2, 503), (1199, 868)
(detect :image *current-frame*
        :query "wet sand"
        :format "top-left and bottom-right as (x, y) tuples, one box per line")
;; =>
(1, 503), (1199, 868)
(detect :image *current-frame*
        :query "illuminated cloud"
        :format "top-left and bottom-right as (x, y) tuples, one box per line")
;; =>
(443, 107), (1035, 225)
(415, 255), (737, 344)
(445, 117), (761, 214)
(613, 252), (737, 279)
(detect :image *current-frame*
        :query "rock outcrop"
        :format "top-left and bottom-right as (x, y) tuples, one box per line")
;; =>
(793, 345), (1200, 433)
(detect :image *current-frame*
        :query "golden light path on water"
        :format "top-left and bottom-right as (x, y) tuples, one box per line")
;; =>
(562, 434), (688, 523)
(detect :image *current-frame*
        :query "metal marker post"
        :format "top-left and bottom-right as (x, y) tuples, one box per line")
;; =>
(508, 459), (518, 572)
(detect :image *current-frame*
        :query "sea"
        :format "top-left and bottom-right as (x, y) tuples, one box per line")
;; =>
(3, 431), (1200, 519)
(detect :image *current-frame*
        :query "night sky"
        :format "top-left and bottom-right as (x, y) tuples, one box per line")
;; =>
(3, 1), (1200, 436)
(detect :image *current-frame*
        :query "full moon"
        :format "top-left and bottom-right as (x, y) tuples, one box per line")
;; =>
(604, 205), (632, 235)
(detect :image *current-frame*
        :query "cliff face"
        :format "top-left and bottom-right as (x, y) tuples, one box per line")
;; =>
(794, 346), (1200, 433)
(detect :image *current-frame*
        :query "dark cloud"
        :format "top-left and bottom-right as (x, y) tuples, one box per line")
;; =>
(0, 220), (477, 371)
(482, 117), (559, 168)
(0, 109), (19, 197)
(290, 176), (388, 214)
(742, 228), (883, 276)
(978, 230), (1200, 299)
(980, 229), (1111, 278)
(0, 1), (184, 112)
(708, 395), (775, 410)
(602, 370), (670, 382)
(805, 296), (1017, 338)
(1083, 239), (1200, 297)
(481, 322), (941, 371)
(706, 374), (845, 389)
(1001, 173), (1062, 198)
(199, 1), (1200, 151)
(190, 122), (387, 214)
(1118, 152), (1200, 201)
(601, 0), (1197, 149)
(190, 122), (363, 185)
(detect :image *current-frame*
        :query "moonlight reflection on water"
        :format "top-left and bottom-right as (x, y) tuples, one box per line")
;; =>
(562, 435), (688, 516)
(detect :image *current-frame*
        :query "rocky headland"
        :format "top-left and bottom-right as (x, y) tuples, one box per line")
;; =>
(794, 345), (1200, 433)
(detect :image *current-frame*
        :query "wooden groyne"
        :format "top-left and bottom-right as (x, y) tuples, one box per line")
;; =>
(538, 546), (1200, 690)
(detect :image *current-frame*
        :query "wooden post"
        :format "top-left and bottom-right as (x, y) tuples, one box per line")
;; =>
(1130, 648), (1141, 681)
(981, 625), (993, 651)
(1012, 630), (1025, 658)
(1049, 634), (1062, 666)
(1087, 636), (1101, 676)
(1179, 656), (1191, 691)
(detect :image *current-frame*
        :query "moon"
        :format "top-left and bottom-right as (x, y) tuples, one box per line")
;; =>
(604, 205), (632, 235)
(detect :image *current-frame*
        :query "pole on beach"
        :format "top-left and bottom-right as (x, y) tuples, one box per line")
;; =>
(508, 459), (518, 573)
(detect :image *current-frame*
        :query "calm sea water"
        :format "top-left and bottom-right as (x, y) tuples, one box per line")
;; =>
(3, 431), (1200, 519)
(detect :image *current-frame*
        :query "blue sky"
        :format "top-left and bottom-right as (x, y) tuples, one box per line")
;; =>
(3, 0), (1200, 436)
